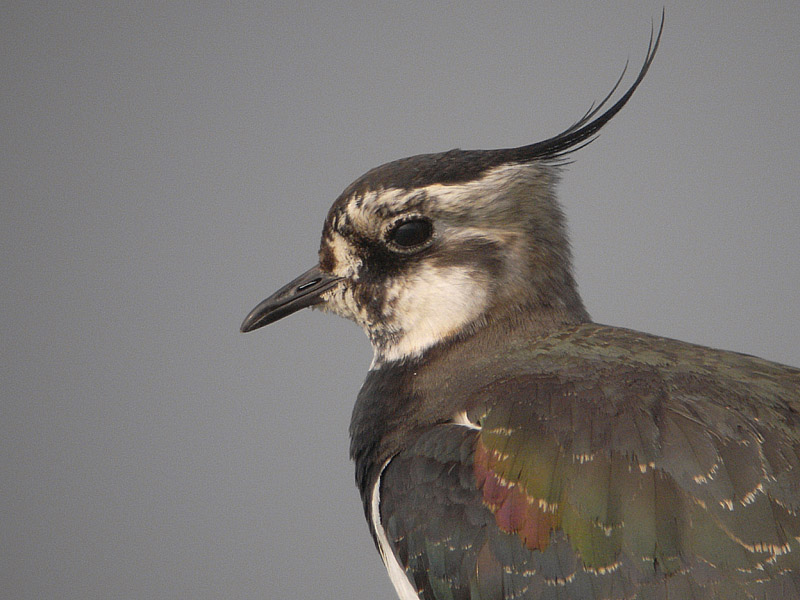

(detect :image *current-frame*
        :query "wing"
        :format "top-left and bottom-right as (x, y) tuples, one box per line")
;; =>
(378, 354), (800, 599)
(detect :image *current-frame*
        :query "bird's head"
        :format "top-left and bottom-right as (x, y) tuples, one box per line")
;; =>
(241, 21), (661, 367)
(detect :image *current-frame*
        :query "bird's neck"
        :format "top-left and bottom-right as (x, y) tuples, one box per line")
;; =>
(369, 296), (590, 370)
(351, 306), (590, 508)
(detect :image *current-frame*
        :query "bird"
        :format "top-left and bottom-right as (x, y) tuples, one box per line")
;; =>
(241, 17), (800, 600)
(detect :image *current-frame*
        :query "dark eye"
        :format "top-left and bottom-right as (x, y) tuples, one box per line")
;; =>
(388, 218), (433, 250)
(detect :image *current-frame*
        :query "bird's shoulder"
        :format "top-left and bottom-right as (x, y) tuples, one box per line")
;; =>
(467, 321), (799, 392)
(441, 321), (800, 427)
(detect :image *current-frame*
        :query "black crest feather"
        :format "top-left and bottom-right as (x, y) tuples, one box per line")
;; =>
(339, 11), (663, 197)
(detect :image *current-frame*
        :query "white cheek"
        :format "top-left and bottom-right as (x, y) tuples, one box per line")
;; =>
(381, 264), (488, 363)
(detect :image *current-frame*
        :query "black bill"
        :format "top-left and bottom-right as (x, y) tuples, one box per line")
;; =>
(240, 266), (342, 333)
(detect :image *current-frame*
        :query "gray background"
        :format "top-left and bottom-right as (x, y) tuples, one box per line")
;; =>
(3, 2), (799, 599)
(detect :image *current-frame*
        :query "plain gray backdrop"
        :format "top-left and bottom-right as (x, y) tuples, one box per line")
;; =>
(3, 2), (799, 598)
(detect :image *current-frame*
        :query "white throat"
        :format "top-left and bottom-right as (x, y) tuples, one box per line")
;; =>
(371, 264), (488, 368)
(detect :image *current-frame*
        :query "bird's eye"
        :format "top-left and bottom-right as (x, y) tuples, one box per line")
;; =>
(387, 218), (433, 250)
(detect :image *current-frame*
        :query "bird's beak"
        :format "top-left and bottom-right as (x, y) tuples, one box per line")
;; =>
(240, 265), (342, 333)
